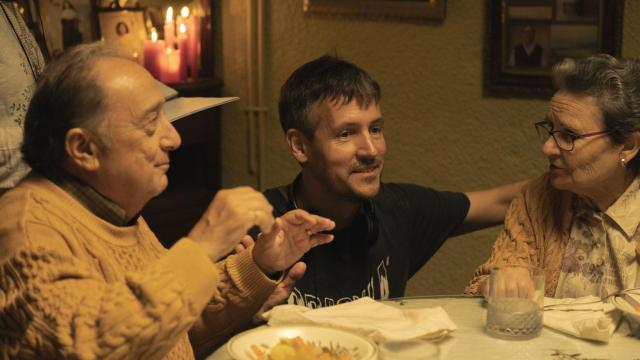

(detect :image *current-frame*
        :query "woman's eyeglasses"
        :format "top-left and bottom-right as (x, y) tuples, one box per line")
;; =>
(534, 120), (610, 151)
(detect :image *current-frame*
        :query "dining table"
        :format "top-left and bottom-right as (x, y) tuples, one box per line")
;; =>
(206, 295), (639, 360)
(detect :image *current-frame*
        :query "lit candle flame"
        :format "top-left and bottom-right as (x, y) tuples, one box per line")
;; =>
(166, 6), (174, 23)
(181, 6), (189, 18)
(151, 29), (158, 41)
(179, 23), (187, 34)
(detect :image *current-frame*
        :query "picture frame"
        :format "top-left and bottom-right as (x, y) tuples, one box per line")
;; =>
(96, 6), (147, 63)
(484, 0), (623, 98)
(303, 0), (446, 21)
(38, 0), (99, 57)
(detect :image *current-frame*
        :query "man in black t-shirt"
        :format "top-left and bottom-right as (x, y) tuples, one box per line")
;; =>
(254, 56), (526, 309)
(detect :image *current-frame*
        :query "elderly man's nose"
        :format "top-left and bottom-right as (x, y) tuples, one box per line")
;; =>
(161, 120), (181, 150)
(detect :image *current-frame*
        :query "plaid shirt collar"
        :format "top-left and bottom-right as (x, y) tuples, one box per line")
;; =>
(46, 170), (132, 226)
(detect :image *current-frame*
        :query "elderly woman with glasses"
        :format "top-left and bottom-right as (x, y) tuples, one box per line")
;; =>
(466, 54), (640, 299)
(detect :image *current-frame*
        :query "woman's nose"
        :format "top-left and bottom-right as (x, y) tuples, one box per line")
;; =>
(541, 133), (559, 156)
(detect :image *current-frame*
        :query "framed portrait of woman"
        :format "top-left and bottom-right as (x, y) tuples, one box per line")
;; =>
(96, 6), (146, 63)
(38, 0), (97, 57)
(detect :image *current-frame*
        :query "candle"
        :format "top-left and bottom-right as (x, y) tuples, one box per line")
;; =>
(186, 9), (201, 79)
(176, 6), (189, 34)
(158, 47), (181, 84)
(164, 6), (175, 49)
(178, 23), (188, 81)
(143, 29), (164, 79)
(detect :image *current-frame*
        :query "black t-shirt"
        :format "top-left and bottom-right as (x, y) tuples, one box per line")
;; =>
(262, 182), (470, 308)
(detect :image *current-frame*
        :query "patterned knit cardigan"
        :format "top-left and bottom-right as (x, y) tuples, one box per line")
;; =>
(466, 173), (574, 297)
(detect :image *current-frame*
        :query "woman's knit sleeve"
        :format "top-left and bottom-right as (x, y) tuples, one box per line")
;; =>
(464, 179), (539, 295)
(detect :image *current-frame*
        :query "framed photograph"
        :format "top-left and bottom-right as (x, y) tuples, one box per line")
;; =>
(38, 0), (98, 57)
(303, 0), (446, 21)
(484, 0), (623, 98)
(96, 6), (147, 63)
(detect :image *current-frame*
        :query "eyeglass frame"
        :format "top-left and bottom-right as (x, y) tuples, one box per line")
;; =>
(534, 120), (611, 151)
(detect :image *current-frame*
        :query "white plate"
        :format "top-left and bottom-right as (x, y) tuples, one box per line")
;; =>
(226, 325), (377, 360)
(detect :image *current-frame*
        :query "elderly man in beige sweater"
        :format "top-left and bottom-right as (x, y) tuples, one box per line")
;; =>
(0, 43), (335, 359)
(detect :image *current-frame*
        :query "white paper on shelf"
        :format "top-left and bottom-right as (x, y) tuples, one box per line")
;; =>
(155, 80), (239, 123)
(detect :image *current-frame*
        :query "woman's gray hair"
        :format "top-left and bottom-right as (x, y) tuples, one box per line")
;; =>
(22, 42), (133, 175)
(552, 54), (640, 169)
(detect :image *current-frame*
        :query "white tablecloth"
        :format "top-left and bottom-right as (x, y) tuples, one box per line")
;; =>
(207, 296), (639, 359)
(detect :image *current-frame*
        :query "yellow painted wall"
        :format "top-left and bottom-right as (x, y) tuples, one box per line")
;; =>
(219, 0), (639, 295)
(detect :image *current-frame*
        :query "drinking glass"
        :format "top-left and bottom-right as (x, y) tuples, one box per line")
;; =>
(485, 264), (545, 339)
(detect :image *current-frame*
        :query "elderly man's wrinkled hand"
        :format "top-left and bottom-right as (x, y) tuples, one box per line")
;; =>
(188, 187), (274, 262)
(253, 262), (307, 323)
(252, 209), (334, 274)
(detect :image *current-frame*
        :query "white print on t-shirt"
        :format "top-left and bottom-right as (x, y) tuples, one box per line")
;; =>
(287, 256), (390, 308)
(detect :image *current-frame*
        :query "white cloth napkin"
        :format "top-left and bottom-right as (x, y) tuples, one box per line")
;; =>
(543, 296), (620, 342)
(262, 297), (457, 343)
(610, 288), (640, 334)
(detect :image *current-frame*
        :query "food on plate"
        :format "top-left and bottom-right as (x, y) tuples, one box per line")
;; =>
(250, 336), (353, 360)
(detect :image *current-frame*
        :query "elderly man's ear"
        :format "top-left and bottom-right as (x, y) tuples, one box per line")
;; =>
(286, 128), (309, 164)
(64, 128), (101, 171)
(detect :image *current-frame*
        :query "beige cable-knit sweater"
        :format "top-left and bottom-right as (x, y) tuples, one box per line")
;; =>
(0, 175), (276, 359)
(465, 173), (574, 297)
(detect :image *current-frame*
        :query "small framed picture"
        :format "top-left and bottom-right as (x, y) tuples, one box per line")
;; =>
(96, 6), (146, 63)
(505, 22), (551, 72)
(484, 0), (622, 98)
(38, 0), (98, 57)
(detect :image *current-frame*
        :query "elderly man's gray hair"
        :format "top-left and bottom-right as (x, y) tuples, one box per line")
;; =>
(22, 42), (133, 175)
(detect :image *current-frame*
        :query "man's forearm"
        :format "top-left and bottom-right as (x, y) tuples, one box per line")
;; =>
(454, 178), (530, 235)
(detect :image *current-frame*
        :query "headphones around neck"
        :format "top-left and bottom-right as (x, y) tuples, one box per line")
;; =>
(287, 174), (379, 247)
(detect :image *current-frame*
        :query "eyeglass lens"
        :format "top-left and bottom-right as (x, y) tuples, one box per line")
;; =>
(535, 122), (574, 150)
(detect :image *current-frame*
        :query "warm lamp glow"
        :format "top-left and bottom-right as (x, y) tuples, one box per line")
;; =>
(151, 29), (158, 41)
(181, 6), (189, 18)
(166, 7), (174, 23)
(179, 23), (187, 34)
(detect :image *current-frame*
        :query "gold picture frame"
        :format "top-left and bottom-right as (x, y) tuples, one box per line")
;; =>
(303, 0), (446, 21)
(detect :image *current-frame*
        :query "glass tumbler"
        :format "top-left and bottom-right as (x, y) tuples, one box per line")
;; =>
(485, 264), (545, 339)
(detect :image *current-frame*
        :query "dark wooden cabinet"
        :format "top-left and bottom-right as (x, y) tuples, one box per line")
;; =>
(142, 77), (223, 248)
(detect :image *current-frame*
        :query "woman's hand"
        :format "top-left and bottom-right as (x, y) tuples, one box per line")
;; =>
(485, 266), (536, 300)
